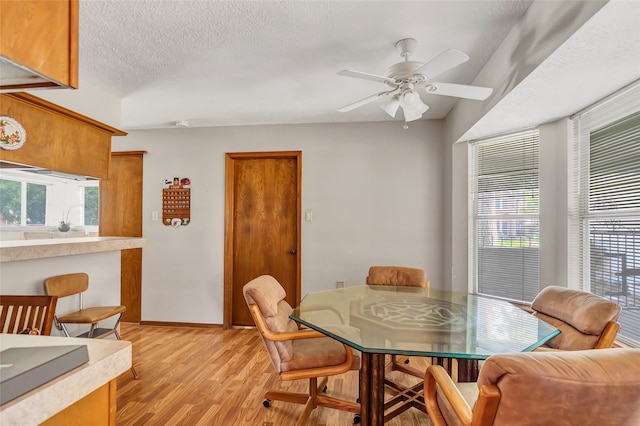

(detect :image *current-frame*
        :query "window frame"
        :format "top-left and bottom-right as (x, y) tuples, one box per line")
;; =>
(469, 128), (541, 303)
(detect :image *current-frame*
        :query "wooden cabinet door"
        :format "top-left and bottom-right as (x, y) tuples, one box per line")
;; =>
(0, 0), (78, 90)
(100, 152), (144, 322)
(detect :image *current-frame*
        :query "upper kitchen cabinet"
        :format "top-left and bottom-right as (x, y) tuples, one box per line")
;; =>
(0, 0), (79, 92)
(0, 93), (126, 179)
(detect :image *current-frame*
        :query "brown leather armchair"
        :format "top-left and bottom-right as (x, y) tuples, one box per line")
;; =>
(366, 265), (430, 379)
(243, 275), (360, 425)
(366, 265), (429, 288)
(523, 286), (621, 350)
(425, 348), (640, 426)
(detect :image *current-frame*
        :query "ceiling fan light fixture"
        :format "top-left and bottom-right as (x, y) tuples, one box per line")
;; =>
(400, 90), (429, 122)
(399, 88), (420, 109)
(403, 104), (427, 122)
(380, 97), (401, 118)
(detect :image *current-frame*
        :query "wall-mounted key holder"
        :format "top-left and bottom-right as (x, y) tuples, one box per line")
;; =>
(162, 177), (191, 226)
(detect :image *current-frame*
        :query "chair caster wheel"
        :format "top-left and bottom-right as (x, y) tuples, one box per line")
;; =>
(353, 414), (361, 424)
(323, 385), (328, 393)
(263, 399), (271, 408)
(404, 358), (410, 364)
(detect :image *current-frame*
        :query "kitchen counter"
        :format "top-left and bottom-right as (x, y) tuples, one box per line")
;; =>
(0, 334), (131, 425)
(0, 237), (144, 262)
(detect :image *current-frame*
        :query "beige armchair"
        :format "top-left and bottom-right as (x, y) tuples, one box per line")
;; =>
(523, 286), (621, 350)
(425, 348), (640, 426)
(243, 275), (360, 426)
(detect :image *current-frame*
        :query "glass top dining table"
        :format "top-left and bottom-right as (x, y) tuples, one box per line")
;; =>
(291, 285), (560, 425)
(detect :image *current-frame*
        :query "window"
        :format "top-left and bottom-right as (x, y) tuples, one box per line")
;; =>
(470, 129), (540, 302)
(571, 81), (640, 346)
(0, 179), (47, 226)
(0, 170), (99, 229)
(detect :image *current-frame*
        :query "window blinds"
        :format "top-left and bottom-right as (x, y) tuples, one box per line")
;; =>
(590, 111), (640, 212)
(570, 80), (640, 346)
(470, 129), (540, 302)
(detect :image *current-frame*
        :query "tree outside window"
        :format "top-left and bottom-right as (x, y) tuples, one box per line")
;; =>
(84, 187), (99, 226)
(0, 179), (46, 226)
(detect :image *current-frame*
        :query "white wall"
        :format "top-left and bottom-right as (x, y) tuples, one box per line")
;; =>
(113, 120), (445, 324)
(448, 141), (470, 293)
(539, 119), (570, 289)
(26, 79), (123, 129)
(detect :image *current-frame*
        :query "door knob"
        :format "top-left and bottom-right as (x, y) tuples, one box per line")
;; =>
(289, 249), (297, 255)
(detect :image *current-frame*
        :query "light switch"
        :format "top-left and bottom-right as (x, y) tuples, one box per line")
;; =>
(152, 211), (159, 221)
(305, 210), (313, 222)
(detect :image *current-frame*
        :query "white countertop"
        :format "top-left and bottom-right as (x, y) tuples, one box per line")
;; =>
(0, 334), (131, 425)
(0, 237), (145, 262)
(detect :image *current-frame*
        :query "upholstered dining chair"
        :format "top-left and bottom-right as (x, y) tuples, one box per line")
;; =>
(366, 265), (429, 379)
(243, 275), (360, 426)
(0, 295), (57, 335)
(366, 265), (429, 288)
(520, 286), (621, 350)
(44, 272), (137, 378)
(424, 348), (640, 426)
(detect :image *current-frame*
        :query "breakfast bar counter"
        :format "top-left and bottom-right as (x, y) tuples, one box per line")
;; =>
(0, 237), (145, 263)
(0, 334), (132, 426)
(0, 237), (145, 337)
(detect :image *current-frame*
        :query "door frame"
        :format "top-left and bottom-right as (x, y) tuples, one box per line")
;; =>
(223, 151), (302, 329)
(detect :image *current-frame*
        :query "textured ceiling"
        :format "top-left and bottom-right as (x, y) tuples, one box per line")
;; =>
(464, 0), (640, 141)
(79, 0), (532, 130)
(77, 0), (639, 135)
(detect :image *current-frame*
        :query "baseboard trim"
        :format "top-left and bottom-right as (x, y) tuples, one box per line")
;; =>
(139, 321), (223, 329)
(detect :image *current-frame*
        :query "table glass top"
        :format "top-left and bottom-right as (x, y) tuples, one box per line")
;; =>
(291, 285), (559, 359)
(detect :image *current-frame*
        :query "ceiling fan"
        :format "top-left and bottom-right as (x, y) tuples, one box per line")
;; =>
(337, 38), (493, 128)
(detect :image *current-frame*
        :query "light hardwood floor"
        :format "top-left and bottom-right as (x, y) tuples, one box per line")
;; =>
(116, 323), (432, 425)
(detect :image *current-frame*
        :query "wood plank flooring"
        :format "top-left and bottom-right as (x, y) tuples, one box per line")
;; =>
(116, 323), (432, 425)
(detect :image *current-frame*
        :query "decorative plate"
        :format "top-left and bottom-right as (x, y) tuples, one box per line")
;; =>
(0, 116), (27, 150)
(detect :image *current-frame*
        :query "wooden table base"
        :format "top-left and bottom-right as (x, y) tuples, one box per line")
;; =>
(360, 353), (386, 425)
(382, 379), (427, 422)
(360, 355), (480, 425)
(431, 357), (480, 382)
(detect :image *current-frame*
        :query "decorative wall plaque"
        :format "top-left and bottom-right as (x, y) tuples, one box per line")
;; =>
(162, 177), (191, 226)
(0, 116), (27, 150)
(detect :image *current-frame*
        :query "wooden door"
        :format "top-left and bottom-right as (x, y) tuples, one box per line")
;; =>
(100, 151), (144, 323)
(224, 152), (301, 327)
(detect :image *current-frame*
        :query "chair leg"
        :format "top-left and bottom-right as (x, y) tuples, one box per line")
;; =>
(114, 329), (138, 379)
(87, 323), (99, 338)
(263, 376), (331, 425)
(53, 316), (71, 337)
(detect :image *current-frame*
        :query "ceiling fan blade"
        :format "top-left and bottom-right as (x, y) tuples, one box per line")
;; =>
(337, 91), (391, 112)
(413, 49), (469, 81)
(338, 69), (397, 85)
(425, 82), (493, 100)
